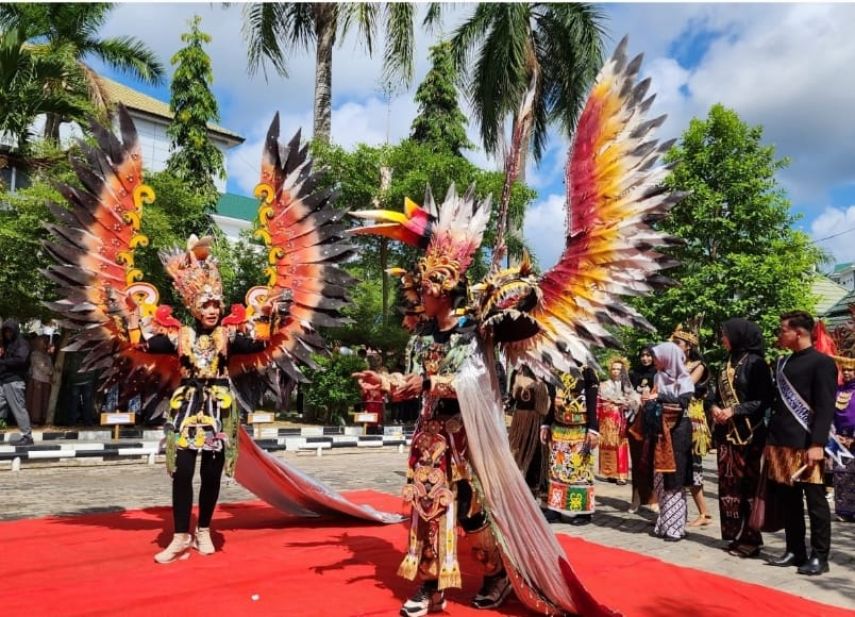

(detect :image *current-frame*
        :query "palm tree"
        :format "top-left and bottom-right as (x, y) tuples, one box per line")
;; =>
(242, 3), (436, 143)
(0, 3), (164, 143)
(449, 3), (606, 263)
(0, 26), (91, 152)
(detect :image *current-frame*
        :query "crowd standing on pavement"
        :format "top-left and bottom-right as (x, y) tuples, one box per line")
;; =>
(3, 310), (853, 578)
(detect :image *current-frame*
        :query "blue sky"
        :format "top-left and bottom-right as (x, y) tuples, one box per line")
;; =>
(93, 3), (855, 268)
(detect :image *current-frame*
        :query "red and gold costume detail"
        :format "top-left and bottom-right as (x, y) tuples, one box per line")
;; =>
(352, 38), (684, 616)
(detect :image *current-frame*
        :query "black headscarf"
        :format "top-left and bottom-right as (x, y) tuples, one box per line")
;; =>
(630, 345), (657, 390)
(721, 318), (764, 359)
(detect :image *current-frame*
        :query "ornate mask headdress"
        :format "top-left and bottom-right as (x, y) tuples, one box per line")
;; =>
(351, 184), (491, 313)
(159, 235), (224, 320)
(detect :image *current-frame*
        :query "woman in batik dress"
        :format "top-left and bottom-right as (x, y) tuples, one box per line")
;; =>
(710, 318), (773, 557)
(597, 357), (639, 485)
(542, 367), (600, 526)
(643, 342), (695, 541)
(628, 346), (657, 512)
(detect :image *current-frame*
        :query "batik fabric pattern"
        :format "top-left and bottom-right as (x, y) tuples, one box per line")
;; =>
(597, 380), (635, 482)
(547, 370), (596, 517)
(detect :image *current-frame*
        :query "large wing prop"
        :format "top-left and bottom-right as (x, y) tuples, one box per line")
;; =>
(485, 37), (684, 372)
(227, 115), (354, 382)
(42, 106), (180, 402)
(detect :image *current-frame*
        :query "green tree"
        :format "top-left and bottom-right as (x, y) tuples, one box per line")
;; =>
(301, 351), (367, 424)
(165, 15), (225, 212)
(629, 105), (824, 363)
(242, 2), (431, 143)
(410, 40), (471, 155)
(0, 3), (164, 142)
(449, 3), (605, 258)
(0, 26), (91, 152)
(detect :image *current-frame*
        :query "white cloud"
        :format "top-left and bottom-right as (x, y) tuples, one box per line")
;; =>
(523, 193), (566, 269)
(811, 205), (855, 263)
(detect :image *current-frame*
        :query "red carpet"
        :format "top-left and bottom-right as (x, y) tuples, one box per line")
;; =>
(0, 490), (850, 617)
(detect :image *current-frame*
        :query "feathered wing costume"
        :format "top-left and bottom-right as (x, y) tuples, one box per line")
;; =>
(351, 38), (683, 615)
(43, 106), (398, 524)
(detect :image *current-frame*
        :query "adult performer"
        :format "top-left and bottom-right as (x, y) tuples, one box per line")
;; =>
(543, 365), (600, 525)
(825, 309), (855, 521)
(43, 108), (399, 565)
(351, 36), (683, 617)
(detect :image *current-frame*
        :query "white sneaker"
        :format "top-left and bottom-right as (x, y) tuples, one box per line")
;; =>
(154, 533), (192, 564)
(400, 584), (446, 617)
(194, 527), (215, 555)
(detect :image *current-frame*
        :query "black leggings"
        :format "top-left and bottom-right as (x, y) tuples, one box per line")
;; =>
(172, 449), (225, 533)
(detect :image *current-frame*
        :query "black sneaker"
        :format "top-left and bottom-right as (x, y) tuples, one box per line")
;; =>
(400, 583), (446, 617)
(13, 435), (34, 446)
(472, 572), (512, 609)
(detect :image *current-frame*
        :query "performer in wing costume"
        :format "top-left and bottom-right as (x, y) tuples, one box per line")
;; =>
(42, 108), (400, 564)
(351, 38), (682, 616)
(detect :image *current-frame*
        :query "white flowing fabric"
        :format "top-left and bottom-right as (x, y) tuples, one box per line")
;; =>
(455, 340), (619, 616)
(234, 427), (403, 524)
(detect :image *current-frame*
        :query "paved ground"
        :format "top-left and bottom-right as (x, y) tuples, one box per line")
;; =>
(1, 450), (852, 611)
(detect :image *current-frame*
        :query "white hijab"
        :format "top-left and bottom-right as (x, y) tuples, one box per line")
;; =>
(652, 342), (695, 398)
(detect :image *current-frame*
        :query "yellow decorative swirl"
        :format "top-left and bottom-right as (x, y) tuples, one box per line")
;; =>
(267, 247), (285, 264)
(122, 210), (142, 230)
(132, 184), (155, 210)
(264, 266), (277, 288)
(254, 182), (275, 204)
(130, 233), (149, 248)
(125, 269), (144, 285)
(116, 251), (135, 268)
(259, 204), (275, 226)
(254, 228), (272, 246)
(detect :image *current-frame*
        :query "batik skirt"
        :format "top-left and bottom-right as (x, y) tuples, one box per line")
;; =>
(546, 423), (595, 517)
(598, 400), (629, 482)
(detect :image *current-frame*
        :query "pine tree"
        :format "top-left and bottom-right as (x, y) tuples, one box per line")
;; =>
(166, 15), (224, 211)
(409, 41), (471, 155)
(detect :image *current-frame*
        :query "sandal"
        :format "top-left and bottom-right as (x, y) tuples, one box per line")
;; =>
(688, 514), (712, 528)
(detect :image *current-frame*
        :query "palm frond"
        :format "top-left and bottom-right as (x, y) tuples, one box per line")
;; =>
(87, 36), (165, 85)
(383, 2), (414, 85)
(242, 2), (291, 78)
(340, 3), (378, 56)
(469, 4), (532, 155)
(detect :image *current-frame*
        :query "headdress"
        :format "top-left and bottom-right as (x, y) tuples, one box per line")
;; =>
(159, 235), (224, 319)
(830, 305), (855, 369)
(671, 315), (703, 348)
(351, 184), (490, 301)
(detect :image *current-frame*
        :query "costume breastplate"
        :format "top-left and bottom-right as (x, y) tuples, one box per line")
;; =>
(178, 326), (226, 379)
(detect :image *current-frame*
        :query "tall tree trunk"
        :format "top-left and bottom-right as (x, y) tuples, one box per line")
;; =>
(313, 5), (336, 144)
(492, 68), (538, 271)
(43, 113), (61, 145)
(376, 166), (392, 323)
